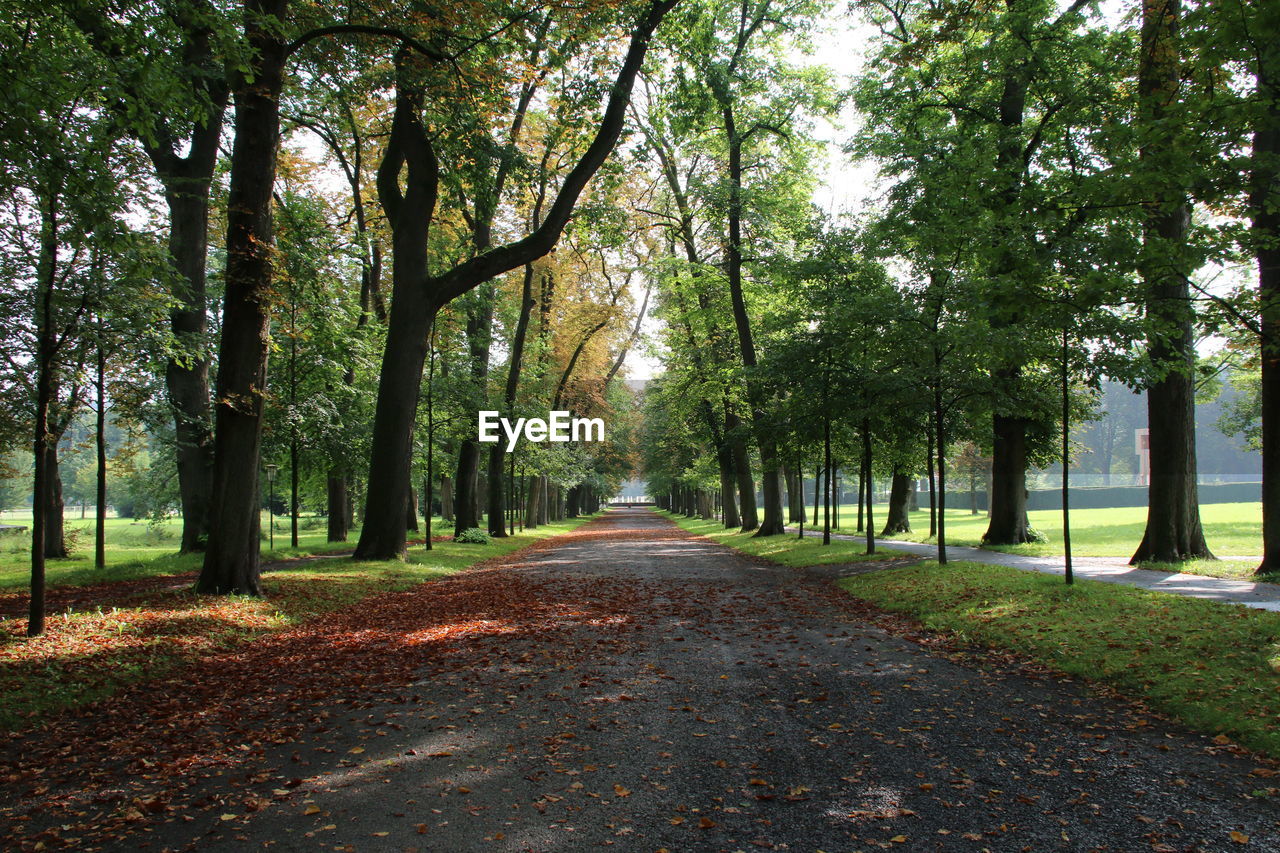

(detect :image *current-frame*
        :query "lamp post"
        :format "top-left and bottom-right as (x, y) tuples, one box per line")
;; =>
(265, 463), (278, 550)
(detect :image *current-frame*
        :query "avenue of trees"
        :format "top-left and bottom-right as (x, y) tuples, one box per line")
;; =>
(0, 0), (1275, 637)
(1, 0), (672, 634)
(636, 0), (1276, 571)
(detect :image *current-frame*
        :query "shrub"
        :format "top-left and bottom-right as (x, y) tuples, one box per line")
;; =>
(454, 528), (490, 545)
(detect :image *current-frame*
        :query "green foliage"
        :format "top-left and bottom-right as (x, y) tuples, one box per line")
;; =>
(454, 527), (491, 544)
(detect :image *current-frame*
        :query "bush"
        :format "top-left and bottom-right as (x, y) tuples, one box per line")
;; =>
(454, 528), (490, 545)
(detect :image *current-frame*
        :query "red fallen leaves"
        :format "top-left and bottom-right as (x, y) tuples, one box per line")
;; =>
(0, 519), (666, 850)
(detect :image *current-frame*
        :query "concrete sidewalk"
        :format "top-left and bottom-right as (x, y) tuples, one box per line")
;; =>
(789, 525), (1280, 612)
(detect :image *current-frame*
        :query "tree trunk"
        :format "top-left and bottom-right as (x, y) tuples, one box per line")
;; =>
(936, 383), (949, 565)
(787, 464), (806, 524)
(453, 441), (483, 533)
(727, 411), (757, 531)
(1131, 0), (1211, 564)
(525, 474), (542, 528)
(926, 426), (936, 537)
(881, 468), (913, 536)
(289, 436), (299, 548)
(196, 0), (288, 595)
(42, 442), (67, 559)
(1253, 24), (1279, 575)
(406, 486), (419, 532)
(856, 458), (864, 533)
(165, 190), (216, 554)
(823, 415), (831, 545)
(863, 421), (875, 555)
(440, 473), (454, 521)
(95, 340), (107, 570)
(326, 469), (348, 542)
(983, 412), (1033, 544)
(29, 257), (54, 634)
(352, 56), (439, 560)
(721, 102), (784, 536)
(813, 458), (822, 540)
(718, 444), (740, 529)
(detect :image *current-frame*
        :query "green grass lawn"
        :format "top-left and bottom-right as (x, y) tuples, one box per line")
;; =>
(665, 512), (904, 567)
(838, 561), (1280, 760)
(0, 514), (596, 730)
(814, 501), (1264, 578)
(0, 511), (452, 590)
(827, 501), (1262, 556)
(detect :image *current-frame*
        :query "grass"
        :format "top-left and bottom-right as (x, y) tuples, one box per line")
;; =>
(0, 514), (594, 731)
(0, 511), (456, 590)
(819, 502), (1265, 579)
(664, 511), (904, 567)
(838, 560), (1280, 759)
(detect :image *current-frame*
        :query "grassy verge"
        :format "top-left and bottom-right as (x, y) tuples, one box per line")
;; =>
(853, 502), (1262, 561)
(0, 515), (595, 731)
(0, 512), (462, 590)
(664, 512), (903, 567)
(838, 560), (1280, 758)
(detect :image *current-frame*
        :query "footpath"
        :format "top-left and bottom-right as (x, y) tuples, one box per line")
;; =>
(789, 525), (1280, 611)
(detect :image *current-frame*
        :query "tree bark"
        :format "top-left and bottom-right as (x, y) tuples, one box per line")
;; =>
(881, 468), (913, 536)
(352, 51), (440, 560)
(440, 474), (454, 521)
(1254, 18), (1280, 575)
(983, 412), (1032, 544)
(863, 421), (875, 555)
(164, 191), (216, 554)
(95, 338), (107, 570)
(926, 426), (936, 537)
(453, 441), (484, 533)
(721, 101), (784, 536)
(197, 0), (289, 595)
(728, 415), (758, 531)
(43, 443), (67, 559)
(1131, 0), (1211, 564)
(718, 444), (740, 529)
(488, 264), (536, 536)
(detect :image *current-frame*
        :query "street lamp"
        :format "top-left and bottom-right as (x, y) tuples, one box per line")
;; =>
(265, 463), (279, 550)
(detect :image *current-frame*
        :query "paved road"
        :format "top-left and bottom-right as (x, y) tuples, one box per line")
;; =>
(14, 508), (1279, 851)
(789, 525), (1280, 612)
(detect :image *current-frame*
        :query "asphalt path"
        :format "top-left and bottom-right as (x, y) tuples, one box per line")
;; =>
(83, 508), (1280, 850)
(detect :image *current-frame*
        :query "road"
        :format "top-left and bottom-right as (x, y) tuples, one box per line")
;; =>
(8, 507), (1279, 851)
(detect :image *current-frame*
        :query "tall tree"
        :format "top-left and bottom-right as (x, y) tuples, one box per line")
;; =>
(354, 1), (681, 559)
(1130, 0), (1213, 563)
(196, 0), (291, 595)
(61, 0), (231, 554)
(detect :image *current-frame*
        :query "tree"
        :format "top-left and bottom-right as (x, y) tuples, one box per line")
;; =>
(1130, 0), (1213, 563)
(353, 0), (681, 560)
(61, 0), (233, 554)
